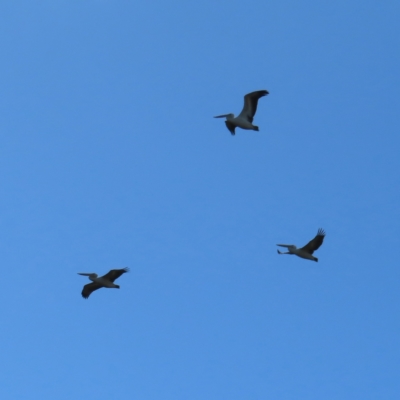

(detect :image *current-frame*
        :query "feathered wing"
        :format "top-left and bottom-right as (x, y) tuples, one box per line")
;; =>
(101, 267), (129, 283)
(300, 229), (326, 254)
(225, 121), (236, 135)
(82, 282), (103, 299)
(238, 90), (269, 123)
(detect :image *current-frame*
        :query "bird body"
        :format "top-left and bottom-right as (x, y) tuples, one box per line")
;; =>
(214, 90), (269, 135)
(92, 276), (120, 288)
(225, 114), (257, 132)
(78, 268), (129, 298)
(277, 245), (318, 262)
(277, 229), (326, 262)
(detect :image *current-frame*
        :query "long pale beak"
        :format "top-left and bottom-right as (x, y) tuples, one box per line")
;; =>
(214, 114), (230, 118)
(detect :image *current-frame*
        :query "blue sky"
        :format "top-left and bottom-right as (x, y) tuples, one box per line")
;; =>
(0, 1), (399, 399)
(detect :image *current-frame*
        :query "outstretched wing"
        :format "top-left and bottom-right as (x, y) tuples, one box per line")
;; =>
(101, 267), (129, 283)
(300, 229), (326, 254)
(82, 282), (103, 299)
(225, 121), (236, 135)
(238, 90), (269, 123)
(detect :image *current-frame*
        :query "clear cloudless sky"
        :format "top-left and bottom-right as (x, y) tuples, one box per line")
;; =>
(0, 1), (399, 399)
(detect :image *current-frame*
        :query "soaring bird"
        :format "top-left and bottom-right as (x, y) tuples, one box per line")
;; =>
(277, 229), (326, 262)
(214, 90), (269, 135)
(78, 267), (129, 299)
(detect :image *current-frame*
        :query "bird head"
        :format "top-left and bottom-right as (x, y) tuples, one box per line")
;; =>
(78, 273), (98, 281)
(214, 113), (234, 120)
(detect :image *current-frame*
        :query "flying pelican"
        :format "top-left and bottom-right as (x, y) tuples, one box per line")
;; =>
(277, 229), (326, 262)
(78, 267), (129, 299)
(214, 90), (269, 135)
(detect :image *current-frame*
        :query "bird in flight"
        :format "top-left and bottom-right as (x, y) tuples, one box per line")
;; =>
(277, 229), (326, 262)
(78, 267), (129, 299)
(214, 90), (269, 135)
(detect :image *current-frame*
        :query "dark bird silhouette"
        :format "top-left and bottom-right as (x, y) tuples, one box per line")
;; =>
(214, 90), (269, 135)
(78, 268), (129, 299)
(277, 229), (326, 262)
